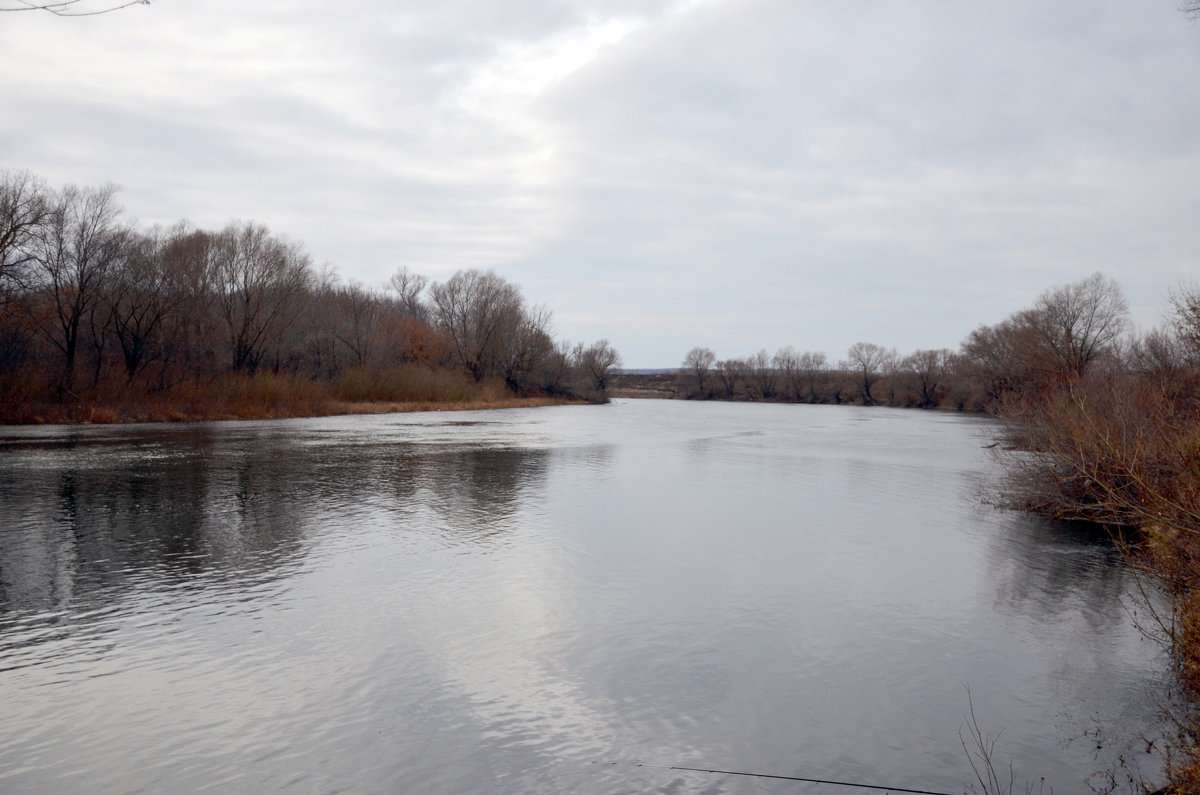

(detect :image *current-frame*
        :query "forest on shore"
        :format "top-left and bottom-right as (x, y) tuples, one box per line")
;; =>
(0, 170), (621, 424)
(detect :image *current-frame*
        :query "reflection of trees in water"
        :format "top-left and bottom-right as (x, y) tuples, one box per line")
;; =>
(0, 427), (313, 618)
(987, 515), (1131, 629)
(0, 428), (551, 618)
(375, 445), (550, 546)
(984, 513), (1172, 784)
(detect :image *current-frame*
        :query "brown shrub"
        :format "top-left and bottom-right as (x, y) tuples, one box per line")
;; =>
(997, 363), (1200, 790)
(333, 365), (478, 404)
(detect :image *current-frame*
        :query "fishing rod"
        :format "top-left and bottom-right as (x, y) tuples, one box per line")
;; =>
(602, 761), (959, 795)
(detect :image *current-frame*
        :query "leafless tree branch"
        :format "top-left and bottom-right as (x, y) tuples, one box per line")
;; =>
(0, 0), (148, 16)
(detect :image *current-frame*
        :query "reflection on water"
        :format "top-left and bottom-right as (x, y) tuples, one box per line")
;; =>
(0, 426), (549, 618)
(991, 516), (1130, 625)
(0, 402), (1170, 793)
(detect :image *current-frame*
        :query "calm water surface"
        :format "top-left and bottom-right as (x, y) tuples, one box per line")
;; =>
(0, 400), (1168, 793)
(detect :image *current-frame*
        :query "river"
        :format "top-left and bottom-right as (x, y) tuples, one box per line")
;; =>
(0, 399), (1169, 793)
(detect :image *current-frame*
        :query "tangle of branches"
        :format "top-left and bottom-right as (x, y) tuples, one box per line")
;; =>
(0, 0), (148, 16)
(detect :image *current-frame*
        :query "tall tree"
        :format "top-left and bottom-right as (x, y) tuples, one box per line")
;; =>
(105, 229), (181, 383)
(158, 224), (220, 378)
(212, 222), (313, 372)
(29, 184), (127, 390)
(500, 303), (556, 392)
(747, 348), (776, 399)
(714, 357), (746, 399)
(1027, 272), (1128, 379)
(387, 266), (429, 322)
(428, 269), (524, 382)
(0, 170), (49, 294)
(575, 338), (621, 396)
(961, 315), (1036, 406)
(901, 348), (953, 408)
(330, 281), (383, 368)
(681, 346), (716, 396)
(842, 341), (892, 405)
(773, 346), (801, 401)
(797, 351), (828, 402)
(1169, 283), (1200, 360)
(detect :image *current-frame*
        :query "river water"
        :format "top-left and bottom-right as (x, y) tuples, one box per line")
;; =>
(0, 399), (1169, 793)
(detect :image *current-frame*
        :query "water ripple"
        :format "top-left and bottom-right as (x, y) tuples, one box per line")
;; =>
(0, 402), (1171, 793)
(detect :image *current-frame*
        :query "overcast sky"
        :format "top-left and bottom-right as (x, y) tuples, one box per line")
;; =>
(2, 1), (1198, 367)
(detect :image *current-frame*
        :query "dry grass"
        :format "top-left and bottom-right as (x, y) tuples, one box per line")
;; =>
(332, 365), (479, 404)
(0, 367), (577, 426)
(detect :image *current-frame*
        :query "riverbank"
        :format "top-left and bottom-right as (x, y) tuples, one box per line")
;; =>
(4, 395), (578, 425)
(0, 370), (581, 425)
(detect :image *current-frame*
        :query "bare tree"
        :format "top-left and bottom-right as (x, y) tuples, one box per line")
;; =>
(961, 315), (1037, 407)
(331, 281), (383, 368)
(1027, 272), (1128, 379)
(105, 228), (181, 383)
(28, 183), (127, 390)
(212, 221), (313, 372)
(428, 269), (524, 382)
(714, 357), (746, 399)
(798, 351), (827, 402)
(534, 338), (574, 394)
(681, 346), (715, 397)
(0, 0), (148, 16)
(387, 266), (429, 321)
(842, 341), (892, 405)
(574, 338), (621, 397)
(902, 348), (953, 408)
(773, 346), (801, 400)
(0, 170), (50, 293)
(1125, 327), (1193, 399)
(500, 303), (556, 392)
(1169, 282), (1200, 359)
(156, 223), (221, 379)
(747, 348), (776, 399)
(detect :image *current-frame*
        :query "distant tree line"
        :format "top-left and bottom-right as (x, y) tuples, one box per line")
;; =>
(0, 170), (620, 421)
(671, 272), (1136, 412)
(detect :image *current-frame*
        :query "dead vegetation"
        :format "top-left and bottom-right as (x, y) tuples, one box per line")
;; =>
(992, 284), (1200, 792)
(0, 367), (576, 425)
